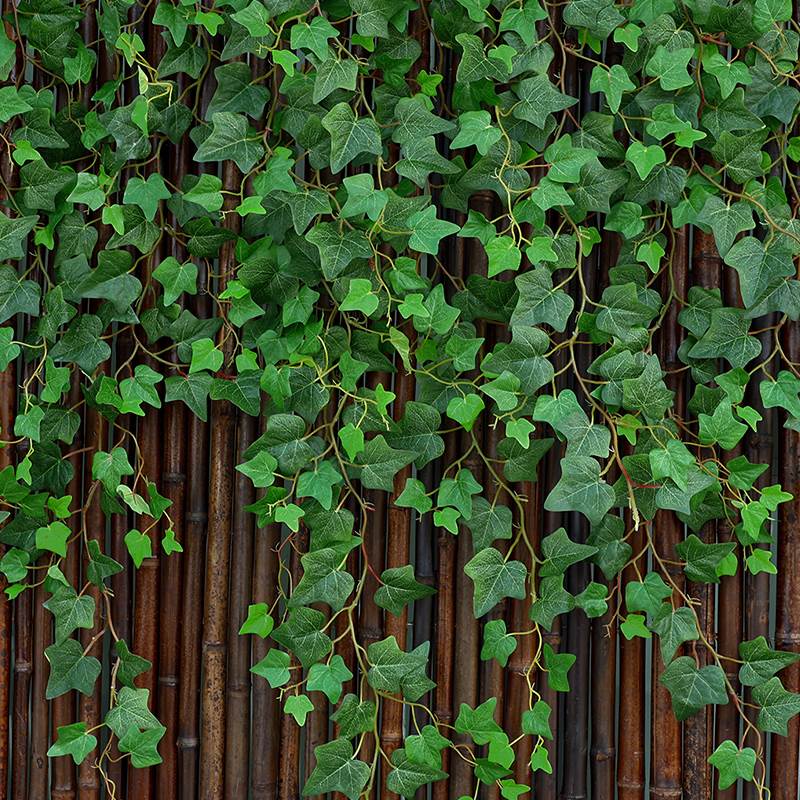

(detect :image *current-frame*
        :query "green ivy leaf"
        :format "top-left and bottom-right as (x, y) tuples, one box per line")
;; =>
(284, 694), (314, 726)
(660, 657), (728, 720)
(375, 565), (436, 616)
(302, 738), (370, 799)
(47, 723), (98, 765)
(708, 741), (756, 790)
(464, 547), (527, 617)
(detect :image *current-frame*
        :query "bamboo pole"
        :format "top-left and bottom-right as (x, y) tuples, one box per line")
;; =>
(248, 47), (284, 800)
(177, 180), (213, 795)
(78, 388), (106, 800)
(430, 48), (466, 795)
(0, 361), (13, 794)
(649, 226), (689, 800)
(718, 224), (774, 798)
(250, 520), (281, 799)
(616, 508), (646, 800)
(51, 375), (83, 800)
(375, 7), (428, 794)
(177, 399), (209, 798)
(0, 2), (21, 791)
(536, 464), (562, 800)
(743, 324), (775, 800)
(356, 366), (388, 795)
(29, 580), (48, 798)
(763, 102), (799, 779)
(772, 318), (800, 800)
(449, 191), (492, 798)
(10, 34), (46, 799)
(560, 196), (600, 800)
(379, 358), (415, 796)
(157, 382), (188, 800)
(682, 228), (721, 800)
(706, 229), (743, 800)
(128, 101), (168, 800)
(590, 237), (619, 800)
(5, 190), (25, 800)
(507, 475), (540, 788)
(197, 159), (240, 800)
(302, 296), (338, 800)
(278, 536), (304, 800)
(431, 430), (458, 800)
(129, 396), (162, 800)
(107, 388), (133, 800)
(480, 363), (508, 800)
(224, 414), (256, 799)
(11, 578), (31, 800)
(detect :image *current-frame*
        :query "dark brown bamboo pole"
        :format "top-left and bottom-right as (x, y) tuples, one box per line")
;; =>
(772, 318), (800, 800)
(507, 475), (541, 788)
(682, 228), (721, 800)
(590, 589), (617, 795)
(743, 332), (775, 800)
(718, 229), (773, 797)
(25, 56), (51, 800)
(153, 35), (195, 800)
(411, 460), (437, 794)
(590, 236), (620, 800)
(177, 395), (210, 798)
(451, 461), (481, 799)
(431, 430), (458, 800)
(51, 3), (99, 788)
(449, 193), (491, 798)
(705, 221), (742, 800)
(29, 580), (48, 797)
(617, 507), (646, 800)
(535, 463), (562, 800)
(176, 113), (214, 789)
(1, 189), (20, 797)
(302, 365), (337, 797)
(375, 8), (428, 794)
(650, 226), (689, 800)
(157, 384), (188, 800)
(11, 578), (31, 800)
(429, 174), (469, 799)
(769, 46), (800, 782)
(379, 357), (415, 797)
(560, 205), (601, 800)
(250, 520), (281, 799)
(480, 367), (509, 800)
(278, 536), (304, 800)
(51, 375), (82, 800)
(356, 369), (388, 796)
(107, 397), (133, 799)
(429, 48), (460, 800)
(0, 325), (13, 795)
(534, 217), (568, 800)
(249, 51), (283, 800)
(128, 143), (168, 800)
(9, 27), (43, 798)
(129, 420), (162, 800)
(0, 6), (20, 791)
(224, 414), (256, 799)
(538, 13), (578, 797)
(198, 158), (240, 800)
(78, 390), (106, 800)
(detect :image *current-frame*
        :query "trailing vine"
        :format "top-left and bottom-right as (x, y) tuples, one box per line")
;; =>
(1, 0), (800, 795)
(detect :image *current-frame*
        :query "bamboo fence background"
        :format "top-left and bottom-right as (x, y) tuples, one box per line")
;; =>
(2, 0), (800, 798)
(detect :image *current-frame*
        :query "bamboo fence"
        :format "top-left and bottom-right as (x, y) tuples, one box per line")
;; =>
(2, 2), (800, 799)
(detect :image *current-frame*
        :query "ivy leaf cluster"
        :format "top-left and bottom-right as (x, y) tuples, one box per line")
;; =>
(1, 0), (800, 793)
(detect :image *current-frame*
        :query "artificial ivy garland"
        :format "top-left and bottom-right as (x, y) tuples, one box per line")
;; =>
(1, 0), (800, 795)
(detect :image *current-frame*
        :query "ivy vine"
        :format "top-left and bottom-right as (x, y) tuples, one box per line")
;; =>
(1, 0), (800, 795)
